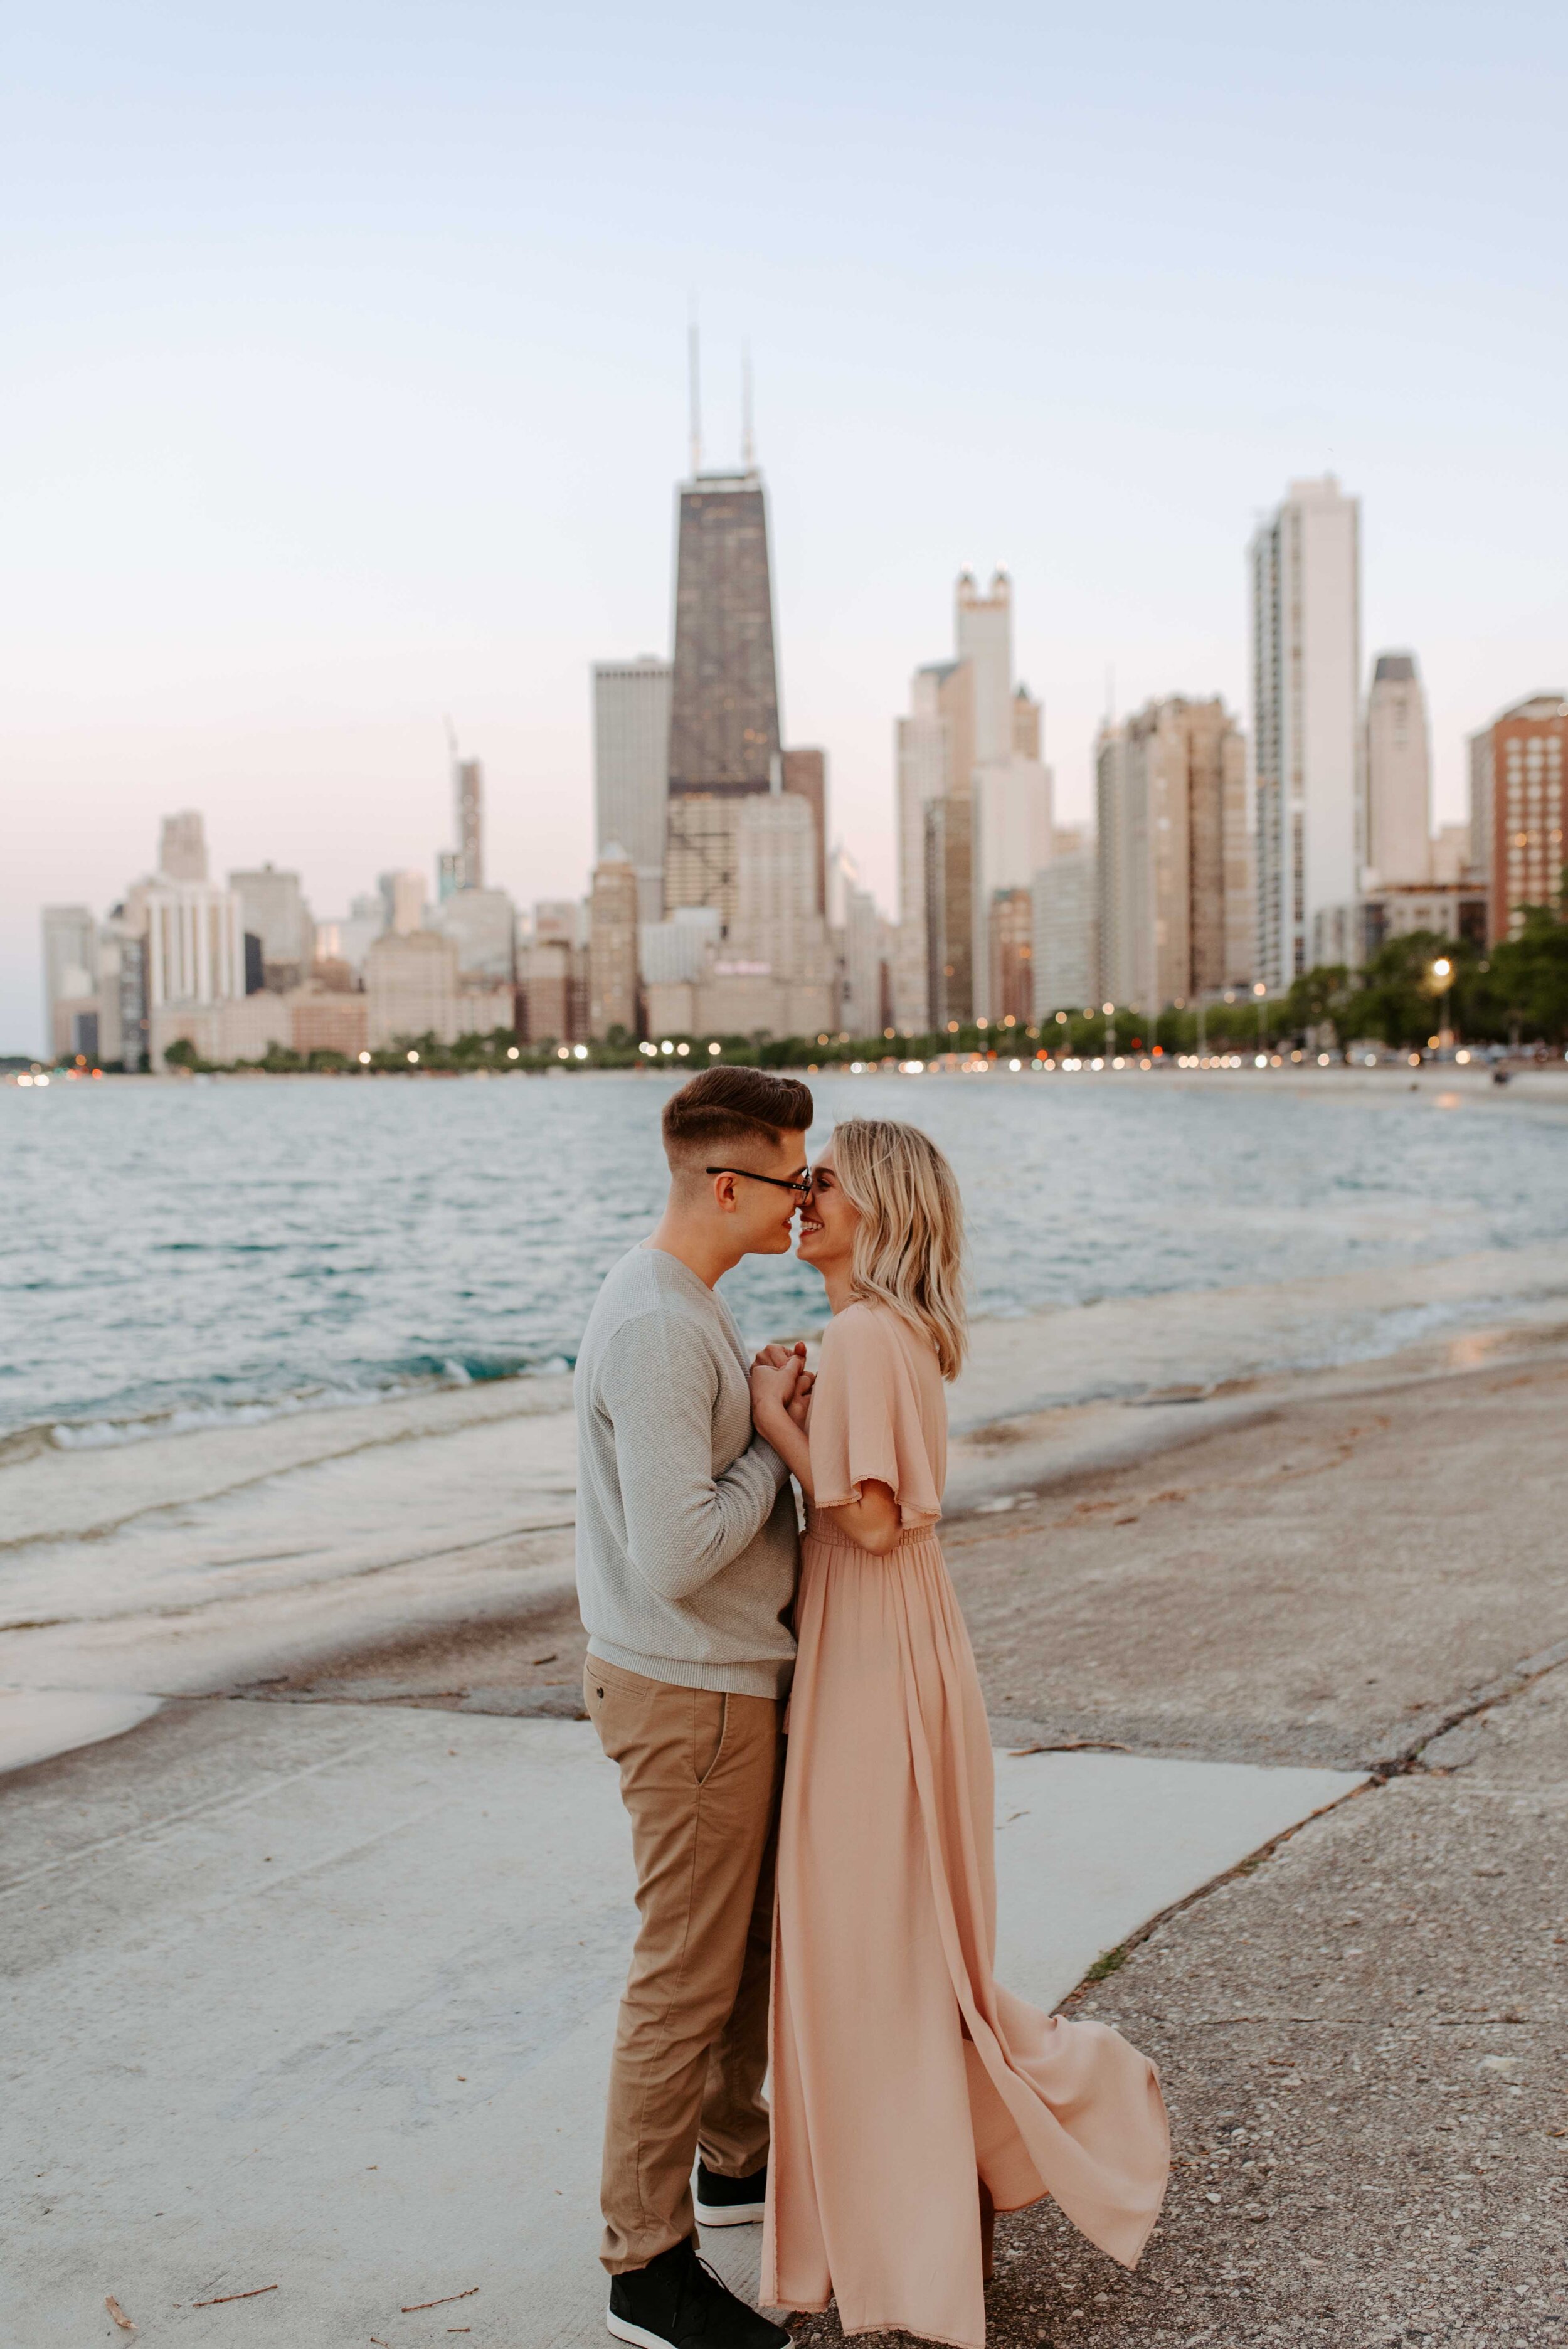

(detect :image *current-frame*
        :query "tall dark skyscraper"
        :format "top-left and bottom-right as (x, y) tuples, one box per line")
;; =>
(667, 470), (781, 794)
(660, 451), (829, 940)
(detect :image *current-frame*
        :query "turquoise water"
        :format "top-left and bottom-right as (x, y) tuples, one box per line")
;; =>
(4, 1071), (1567, 1443)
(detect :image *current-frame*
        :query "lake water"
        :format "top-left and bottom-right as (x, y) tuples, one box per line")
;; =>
(6, 1070), (1568, 1447)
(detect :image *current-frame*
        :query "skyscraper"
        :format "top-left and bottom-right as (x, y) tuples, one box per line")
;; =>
(781, 746), (828, 915)
(894, 658), (972, 1031)
(588, 848), (640, 1039)
(829, 845), (886, 1037)
(158, 811), (209, 883)
(972, 673), (1053, 1024)
(1364, 653), (1431, 884)
(1472, 694), (1568, 941)
(594, 658), (673, 925)
(41, 906), (97, 1014)
(41, 905), (98, 1061)
(1250, 475), (1362, 985)
(730, 793), (828, 991)
(455, 758), (483, 892)
(895, 571), (1030, 1034)
(668, 472), (781, 792)
(435, 888), (517, 982)
(1032, 829), (1098, 1017)
(973, 758), (1054, 1021)
(1098, 697), (1251, 1014)
(1094, 722), (1134, 1008)
(229, 864), (315, 990)
(1468, 721), (1496, 890)
(664, 464), (781, 937)
(378, 871), (426, 936)
(941, 570), (1014, 1024)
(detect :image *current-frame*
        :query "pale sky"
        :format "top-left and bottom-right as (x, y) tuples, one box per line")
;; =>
(6, 0), (1565, 1051)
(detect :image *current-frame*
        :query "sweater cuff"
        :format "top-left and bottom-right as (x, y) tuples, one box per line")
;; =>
(748, 1432), (790, 1489)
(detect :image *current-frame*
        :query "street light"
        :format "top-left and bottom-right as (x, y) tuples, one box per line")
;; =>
(1102, 1000), (1116, 1057)
(1252, 980), (1268, 1052)
(1431, 956), (1454, 1049)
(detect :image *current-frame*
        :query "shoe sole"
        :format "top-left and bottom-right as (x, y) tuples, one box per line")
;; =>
(693, 2199), (765, 2227)
(607, 2316), (677, 2349)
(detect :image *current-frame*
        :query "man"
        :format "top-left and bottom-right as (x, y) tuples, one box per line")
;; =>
(575, 1066), (814, 2349)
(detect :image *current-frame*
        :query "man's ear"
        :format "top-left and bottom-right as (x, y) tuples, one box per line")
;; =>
(710, 1170), (739, 1214)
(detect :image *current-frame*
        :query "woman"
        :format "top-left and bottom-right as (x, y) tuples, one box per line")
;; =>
(750, 1119), (1168, 2349)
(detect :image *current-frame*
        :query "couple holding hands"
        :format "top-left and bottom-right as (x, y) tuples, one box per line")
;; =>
(574, 1068), (1168, 2349)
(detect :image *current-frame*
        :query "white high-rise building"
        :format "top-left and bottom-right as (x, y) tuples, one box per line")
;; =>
(893, 661), (960, 1031)
(894, 569), (1039, 1032)
(1249, 475), (1362, 985)
(594, 658), (673, 926)
(642, 795), (834, 1043)
(955, 569), (1014, 764)
(828, 845), (885, 1037)
(1093, 723), (1133, 1007)
(1363, 652), (1431, 885)
(435, 886), (517, 982)
(731, 792), (827, 988)
(1032, 828), (1098, 1017)
(41, 902), (96, 1033)
(378, 870), (427, 936)
(230, 864), (315, 983)
(972, 756), (1054, 1021)
(144, 881), (245, 1009)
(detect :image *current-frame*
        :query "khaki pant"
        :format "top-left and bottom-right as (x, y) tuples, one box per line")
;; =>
(585, 1655), (784, 2273)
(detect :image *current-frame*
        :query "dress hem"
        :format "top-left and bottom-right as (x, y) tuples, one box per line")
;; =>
(768, 2305), (980, 2349)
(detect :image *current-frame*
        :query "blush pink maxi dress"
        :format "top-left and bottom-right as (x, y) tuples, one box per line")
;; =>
(761, 1300), (1170, 2348)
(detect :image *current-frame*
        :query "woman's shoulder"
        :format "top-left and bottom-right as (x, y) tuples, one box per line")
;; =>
(826, 1298), (936, 1367)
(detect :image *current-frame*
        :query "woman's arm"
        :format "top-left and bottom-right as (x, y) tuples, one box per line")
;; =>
(749, 1360), (903, 1557)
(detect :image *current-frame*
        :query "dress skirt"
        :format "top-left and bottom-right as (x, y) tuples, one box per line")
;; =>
(761, 1519), (1169, 2349)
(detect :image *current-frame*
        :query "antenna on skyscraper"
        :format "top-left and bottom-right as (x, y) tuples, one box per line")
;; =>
(443, 713), (458, 766)
(687, 299), (702, 477)
(741, 339), (755, 470)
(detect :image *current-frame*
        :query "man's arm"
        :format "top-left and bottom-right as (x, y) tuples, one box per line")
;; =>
(598, 1310), (789, 1602)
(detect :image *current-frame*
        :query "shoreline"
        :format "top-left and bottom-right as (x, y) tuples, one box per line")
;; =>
(11, 1059), (1568, 1097)
(5, 1234), (1568, 1727)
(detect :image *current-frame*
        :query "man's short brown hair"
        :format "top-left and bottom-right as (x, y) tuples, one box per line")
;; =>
(662, 1067), (814, 1166)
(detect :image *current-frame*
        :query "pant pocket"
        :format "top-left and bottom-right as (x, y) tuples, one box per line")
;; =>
(694, 1690), (729, 1786)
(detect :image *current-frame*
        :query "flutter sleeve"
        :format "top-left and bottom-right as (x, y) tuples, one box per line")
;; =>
(808, 1303), (943, 1529)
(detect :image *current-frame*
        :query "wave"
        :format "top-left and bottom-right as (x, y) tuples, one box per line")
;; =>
(35, 1350), (573, 1453)
(31, 1275), (1568, 1462)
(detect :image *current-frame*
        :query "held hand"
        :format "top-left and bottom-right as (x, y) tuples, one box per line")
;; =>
(786, 1370), (815, 1431)
(753, 1340), (806, 1372)
(750, 1352), (805, 1438)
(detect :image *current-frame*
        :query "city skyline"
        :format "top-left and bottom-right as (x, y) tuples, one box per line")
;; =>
(7, 2), (1567, 1047)
(34, 437), (1553, 1074)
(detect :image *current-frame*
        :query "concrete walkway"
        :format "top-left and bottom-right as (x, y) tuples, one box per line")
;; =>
(2, 1698), (1359, 2348)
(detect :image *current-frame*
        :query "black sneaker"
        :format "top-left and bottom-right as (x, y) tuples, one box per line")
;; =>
(607, 2235), (788, 2348)
(694, 2159), (767, 2227)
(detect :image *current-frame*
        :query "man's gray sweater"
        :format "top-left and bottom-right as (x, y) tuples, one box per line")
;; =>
(574, 1244), (798, 1699)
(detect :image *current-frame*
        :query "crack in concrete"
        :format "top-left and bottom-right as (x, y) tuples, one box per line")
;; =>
(1058, 1638), (1568, 2013)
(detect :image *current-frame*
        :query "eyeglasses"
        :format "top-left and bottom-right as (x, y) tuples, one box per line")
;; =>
(706, 1166), (813, 1200)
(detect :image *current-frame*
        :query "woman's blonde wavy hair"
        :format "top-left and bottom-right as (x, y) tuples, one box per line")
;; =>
(830, 1118), (968, 1381)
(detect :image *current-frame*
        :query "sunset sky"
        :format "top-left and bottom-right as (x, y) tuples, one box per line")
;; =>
(6, 0), (1565, 1049)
